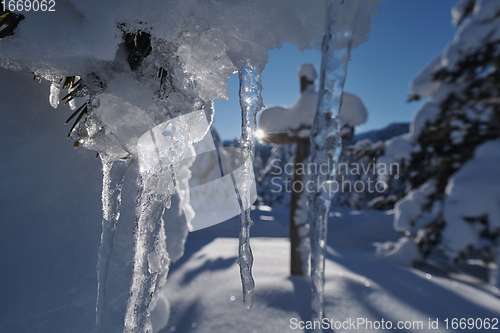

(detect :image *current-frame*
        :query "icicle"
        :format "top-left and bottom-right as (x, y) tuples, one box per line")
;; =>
(125, 110), (209, 332)
(49, 79), (61, 109)
(96, 155), (133, 326)
(237, 64), (262, 308)
(124, 174), (171, 333)
(69, 99), (77, 111)
(308, 0), (360, 329)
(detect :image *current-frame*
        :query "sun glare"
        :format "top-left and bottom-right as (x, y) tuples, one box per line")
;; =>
(255, 129), (265, 140)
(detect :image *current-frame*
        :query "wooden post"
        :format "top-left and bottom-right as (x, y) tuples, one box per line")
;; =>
(290, 138), (310, 275)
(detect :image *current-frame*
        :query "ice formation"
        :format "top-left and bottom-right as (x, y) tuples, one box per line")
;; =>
(237, 65), (263, 308)
(307, 0), (384, 327)
(124, 110), (210, 332)
(96, 157), (133, 326)
(49, 79), (61, 109)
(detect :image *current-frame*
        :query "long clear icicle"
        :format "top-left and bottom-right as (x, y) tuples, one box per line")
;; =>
(96, 156), (133, 326)
(308, 0), (359, 329)
(237, 65), (262, 308)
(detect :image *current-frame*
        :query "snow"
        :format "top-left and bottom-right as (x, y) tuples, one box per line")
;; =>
(409, 102), (441, 139)
(377, 237), (423, 267)
(409, 56), (443, 100)
(298, 63), (318, 81)
(257, 63), (368, 138)
(473, 0), (500, 21)
(442, 138), (500, 253)
(376, 134), (412, 183)
(411, 0), (500, 99)
(452, 0), (475, 25)
(163, 206), (500, 333)
(258, 91), (368, 138)
(373, 1), (500, 295)
(0, 0), (327, 76)
(394, 181), (437, 232)
(339, 93), (369, 127)
(380, 0), (500, 193)
(376, 101), (443, 171)
(378, 101), (440, 172)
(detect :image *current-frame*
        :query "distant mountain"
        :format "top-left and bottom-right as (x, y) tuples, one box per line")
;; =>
(349, 122), (409, 145)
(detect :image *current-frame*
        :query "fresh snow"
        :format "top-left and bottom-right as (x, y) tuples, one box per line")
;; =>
(258, 90), (368, 139)
(163, 205), (500, 333)
(298, 63), (318, 82)
(442, 138), (500, 287)
(394, 180), (437, 233)
(380, 0), (500, 275)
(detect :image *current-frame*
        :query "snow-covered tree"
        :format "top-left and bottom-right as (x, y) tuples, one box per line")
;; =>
(379, 0), (500, 289)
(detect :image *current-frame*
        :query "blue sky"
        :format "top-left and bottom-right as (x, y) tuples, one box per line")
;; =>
(213, 0), (457, 140)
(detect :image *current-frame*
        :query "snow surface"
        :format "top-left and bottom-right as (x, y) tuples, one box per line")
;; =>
(163, 206), (500, 333)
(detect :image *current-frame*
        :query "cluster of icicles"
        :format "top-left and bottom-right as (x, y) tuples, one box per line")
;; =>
(70, 65), (262, 332)
(47, 5), (360, 333)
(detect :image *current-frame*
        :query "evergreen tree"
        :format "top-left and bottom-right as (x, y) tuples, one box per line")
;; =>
(380, 0), (500, 284)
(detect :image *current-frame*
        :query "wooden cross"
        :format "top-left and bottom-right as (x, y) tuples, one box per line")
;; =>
(257, 64), (366, 275)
